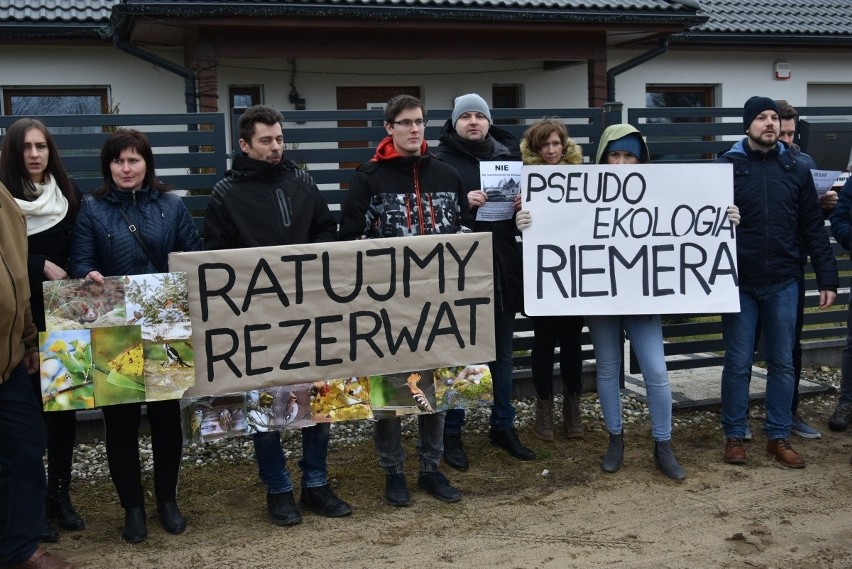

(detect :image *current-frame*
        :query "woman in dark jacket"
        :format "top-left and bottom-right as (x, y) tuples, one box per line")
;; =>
(70, 129), (202, 543)
(0, 118), (84, 538)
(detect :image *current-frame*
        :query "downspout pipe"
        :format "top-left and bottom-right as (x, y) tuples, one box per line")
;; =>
(606, 36), (669, 103)
(112, 36), (198, 113)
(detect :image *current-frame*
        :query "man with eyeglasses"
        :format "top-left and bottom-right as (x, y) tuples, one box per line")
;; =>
(434, 94), (536, 470)
(339, 94), (472, 506)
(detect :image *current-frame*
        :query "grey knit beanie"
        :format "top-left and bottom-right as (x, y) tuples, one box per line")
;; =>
(452, 93), (492, 126)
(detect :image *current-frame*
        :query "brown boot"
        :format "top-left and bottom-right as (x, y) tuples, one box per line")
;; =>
(767, 439), (805, 469)
(7, 546), (75, 569)
(534, 398), (554, 441)
(724, 438), (747, 464)
(563, 394), (583, 439)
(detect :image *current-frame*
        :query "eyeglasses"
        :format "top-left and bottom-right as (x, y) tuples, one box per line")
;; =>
(390, 119), (427, 128)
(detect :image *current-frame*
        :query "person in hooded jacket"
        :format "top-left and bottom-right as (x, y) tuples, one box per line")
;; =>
(70, 129), (202, 542)
(517, 124), (742, 480)
(518, 118), (586, 442)
(205, 104), (351, 527)
(433, 93), (535, 471)
(339, 94), (471, 507)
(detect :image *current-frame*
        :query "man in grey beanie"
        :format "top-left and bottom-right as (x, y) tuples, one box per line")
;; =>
(716, 96), (838, 469)
(434, 93), (536, 469)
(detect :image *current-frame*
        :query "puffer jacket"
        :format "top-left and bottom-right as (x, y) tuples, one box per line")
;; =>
(0, 185), (37, 382)
(70, 187), (202, 278)
(716, 139), (838, 291)
(205, 153), (337, 249)
(434, 120), (524, 313)
(339, 137), (471, 240)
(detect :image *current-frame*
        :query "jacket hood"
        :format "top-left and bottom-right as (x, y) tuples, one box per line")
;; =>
(520, 137), (583, 166)
(371, 136), (428, 162)
(438, 119), (517, 159)
(595, 124), (651, 164)
(723, 138), (786, 158)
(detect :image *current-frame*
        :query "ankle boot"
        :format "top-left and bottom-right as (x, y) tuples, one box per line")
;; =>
(602, 431), (624, 473)
(654, 440), (686, 480)
(46, 476), (85, 531)
(534, 398), (554, 441)
(564, 394), (584, 439)
(122, 507), (147, 543)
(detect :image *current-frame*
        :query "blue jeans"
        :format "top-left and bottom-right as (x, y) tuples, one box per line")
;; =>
(0, 364), (46, 566)
(374, 412), (445, 473)
(839, 291), (852, 405)
(586, 314), (673, 441)
(253, 423), (330, 494)
(721, 278), (798, 440)
(444, 309), (516, 433)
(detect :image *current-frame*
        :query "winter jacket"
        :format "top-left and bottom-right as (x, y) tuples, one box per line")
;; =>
(830, 176), (852, 251)
(205, 153), (337, 249)
(26, 181), (81, 331)
(70, 187), (202, 278)
(716, 139), (838, 291)
(338, 137), (471, 240)
(434, 120), (524, 313)
(595, 124), (651, 164)
(0, 185), (37, 382)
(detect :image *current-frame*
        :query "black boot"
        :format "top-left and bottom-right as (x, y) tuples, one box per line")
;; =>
(443, 433), (469, 471)
(654, 440), (686, 480)
(266, 491), (302, 526)
(488, 427), (535, 460)
(122, 507), (147, 543)
(157, 501), (187, 534)
(299, 485), (352, 517)
(602, 431), (624, 473)
(40, 521), (59, 543)
(46, 477), (85, 531)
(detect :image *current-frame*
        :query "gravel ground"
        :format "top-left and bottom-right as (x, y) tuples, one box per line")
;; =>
(67, 366), (843, 483)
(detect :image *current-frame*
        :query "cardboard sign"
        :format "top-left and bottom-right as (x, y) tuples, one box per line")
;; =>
(520, 163), (739, 316)
(169, 233), (495, 397)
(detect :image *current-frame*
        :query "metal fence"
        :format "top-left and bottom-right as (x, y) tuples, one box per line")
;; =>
(2, 105), (849, 375)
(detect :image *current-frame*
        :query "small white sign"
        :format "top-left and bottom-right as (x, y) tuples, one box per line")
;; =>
(477, 161), (522, 221)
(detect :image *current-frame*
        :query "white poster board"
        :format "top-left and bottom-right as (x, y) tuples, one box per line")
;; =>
(520, 163), (740, 316)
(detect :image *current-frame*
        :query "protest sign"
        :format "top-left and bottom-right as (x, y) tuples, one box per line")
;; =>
(169, 232), (495, 397)
(520, 163), (739, 316)
(477, 161), (522, 221)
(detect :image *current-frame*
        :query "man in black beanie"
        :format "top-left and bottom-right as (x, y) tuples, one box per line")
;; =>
(716, 96), (838, 469)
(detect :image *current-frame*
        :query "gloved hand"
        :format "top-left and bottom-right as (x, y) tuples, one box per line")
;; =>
(515, 209), (532, 231)
(726, 204), (740, 227)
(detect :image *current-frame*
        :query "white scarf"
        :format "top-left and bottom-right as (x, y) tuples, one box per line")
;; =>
(14, 174), (69, 236)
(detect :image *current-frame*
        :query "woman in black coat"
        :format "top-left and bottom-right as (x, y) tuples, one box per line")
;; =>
(70, 129), (202, 543)
(0, 118), (84, 539)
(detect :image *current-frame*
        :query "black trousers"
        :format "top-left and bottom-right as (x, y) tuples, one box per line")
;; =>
(30, 373), (77, 484)
(530, 315), (585, 399)
(102, 399), (182, 509)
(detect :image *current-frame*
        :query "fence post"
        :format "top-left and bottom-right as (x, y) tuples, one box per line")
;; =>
(603, 101), (623, 127)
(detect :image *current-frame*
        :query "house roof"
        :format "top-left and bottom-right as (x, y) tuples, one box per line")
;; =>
(674, 0), (852, 45)
(2, 0), (113, 38)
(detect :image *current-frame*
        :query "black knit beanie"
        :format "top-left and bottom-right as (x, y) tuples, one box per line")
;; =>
(743, 96), (780, 131)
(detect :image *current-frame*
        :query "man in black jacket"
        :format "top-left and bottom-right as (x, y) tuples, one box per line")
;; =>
(205, 105), (351, 526)
(717, 96), (838, 469)
(434, 94), (535, 469)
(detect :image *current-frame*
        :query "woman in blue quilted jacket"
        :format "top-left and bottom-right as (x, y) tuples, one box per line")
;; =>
(70, 129), (201, 543)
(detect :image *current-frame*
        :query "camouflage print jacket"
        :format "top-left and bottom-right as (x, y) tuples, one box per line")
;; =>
(338, 137), (473, 240)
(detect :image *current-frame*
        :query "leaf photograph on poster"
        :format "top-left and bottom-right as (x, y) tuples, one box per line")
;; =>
(39, 329), (95, 411)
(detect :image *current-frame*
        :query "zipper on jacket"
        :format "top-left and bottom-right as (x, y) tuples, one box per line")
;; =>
(413, 161), (426, 234)
(404, 195), (412, 230)
(275, 188), (292, 227)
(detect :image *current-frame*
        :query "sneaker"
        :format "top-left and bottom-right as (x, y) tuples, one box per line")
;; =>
(767, 438), (805, 469)
(417, 470), (461, 503)
(299, 485), (352, 517)
(384, 473), (410, 507)
(828, 402), (852, 432)
(266, 491), (302, 526)
(791, 415), (821, 439)
(488, 427), (536, 460)
(443, 433), (469, 471)
(723, 438), (747, 465)
(743, 424), (753, 441)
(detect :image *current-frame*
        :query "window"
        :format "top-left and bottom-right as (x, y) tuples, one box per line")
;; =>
(645, 85), (715, 162)
(492, 84), (523, 126)
(4, 88), (108, 118)
(229, 86), (262, 112)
